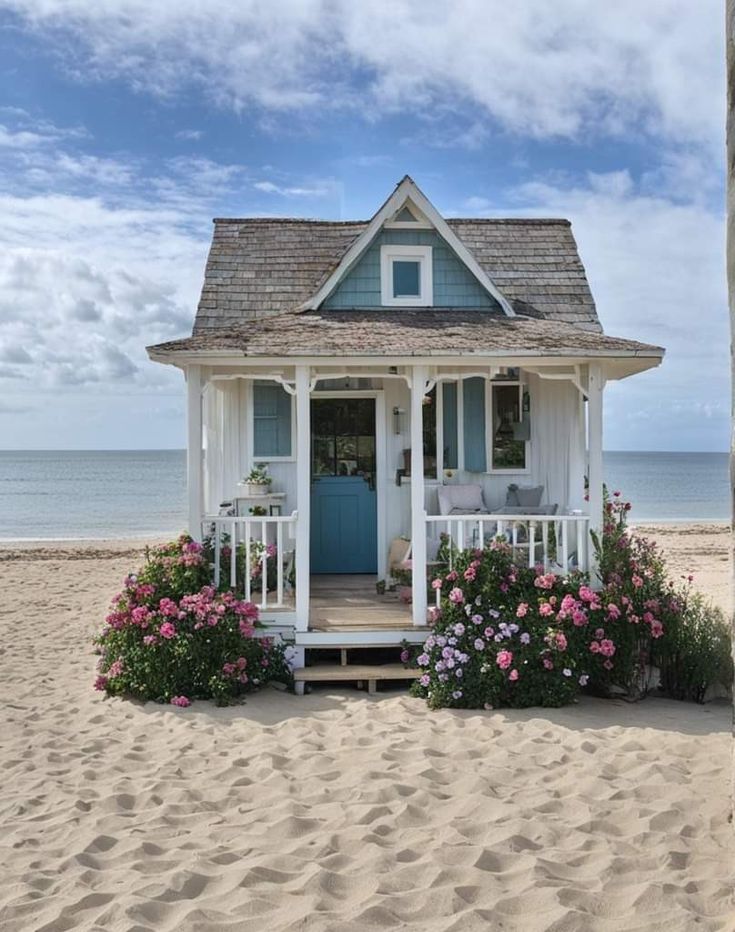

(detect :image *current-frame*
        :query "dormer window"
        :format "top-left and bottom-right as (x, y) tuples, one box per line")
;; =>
(380, 245), (433, 307)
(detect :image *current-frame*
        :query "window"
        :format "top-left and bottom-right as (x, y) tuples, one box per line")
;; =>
(380, 244), (433, 306)
(490, 383), (528, 471)
(252, 381), (293, 458)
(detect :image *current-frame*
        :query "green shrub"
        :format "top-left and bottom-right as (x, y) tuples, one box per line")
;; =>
(94, 535), (294, 706)
(654, 592), (733, 703)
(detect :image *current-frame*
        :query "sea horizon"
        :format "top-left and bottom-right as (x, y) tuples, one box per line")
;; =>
(0, 449), (729, 540)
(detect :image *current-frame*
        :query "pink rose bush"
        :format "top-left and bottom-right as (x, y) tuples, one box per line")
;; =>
(412, 492), (732, 709)
(94, 535), (294, 706)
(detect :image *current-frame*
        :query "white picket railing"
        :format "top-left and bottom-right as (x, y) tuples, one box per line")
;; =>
(204, 512), (297, 610)
(425, 512), (591, 577)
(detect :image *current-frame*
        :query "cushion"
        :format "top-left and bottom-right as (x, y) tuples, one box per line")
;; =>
(505, 484), (520, 506)
(437, 484), (487, 516)
(516, 485), (544, 507)
(492, 504), (557, 516)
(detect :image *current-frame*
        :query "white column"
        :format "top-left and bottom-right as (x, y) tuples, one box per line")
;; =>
(294, 365), (311, 631)
(186, 365), (203, 539)
(587, 362), (605, 584)
(410, 365), (428, 625)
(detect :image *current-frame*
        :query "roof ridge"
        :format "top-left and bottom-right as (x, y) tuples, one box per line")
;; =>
(211, 216), (571, 226)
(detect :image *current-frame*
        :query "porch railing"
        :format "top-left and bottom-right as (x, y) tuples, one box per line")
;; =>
(204, 512), (297, 610)
(425, 512), (591, 577)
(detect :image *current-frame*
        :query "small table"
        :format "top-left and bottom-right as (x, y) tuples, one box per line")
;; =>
(233, 492), (287, 517)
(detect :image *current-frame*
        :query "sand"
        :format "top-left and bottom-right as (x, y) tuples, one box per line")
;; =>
(0, 529), (733, 932)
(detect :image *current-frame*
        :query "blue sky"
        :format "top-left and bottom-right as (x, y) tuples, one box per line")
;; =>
(0, 1), (727, 451)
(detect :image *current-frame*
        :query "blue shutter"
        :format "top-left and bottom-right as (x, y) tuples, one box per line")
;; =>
(442, 382), (458, 469)
(463, 377), (486, 472)
(253, 383), (292, 457)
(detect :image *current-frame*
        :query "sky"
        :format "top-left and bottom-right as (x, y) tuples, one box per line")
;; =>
(0, 0), (727, 452)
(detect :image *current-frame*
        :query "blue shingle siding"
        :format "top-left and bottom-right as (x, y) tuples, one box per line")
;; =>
(323, 230), (499, 309)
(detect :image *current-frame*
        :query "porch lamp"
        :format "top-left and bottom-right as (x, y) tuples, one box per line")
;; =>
(392, 406), (404, 434)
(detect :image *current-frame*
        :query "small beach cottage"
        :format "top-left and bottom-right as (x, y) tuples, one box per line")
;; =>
(147, 176), (663, 672)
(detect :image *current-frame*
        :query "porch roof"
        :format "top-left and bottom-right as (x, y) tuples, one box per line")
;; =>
(148, 310), (663, 362)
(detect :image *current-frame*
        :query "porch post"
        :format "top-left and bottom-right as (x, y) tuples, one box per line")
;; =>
(587, 362), (606, 584)
(294, 365), (311, 631)
(410, 365), (428, 625)
(186, 364), (203, 539)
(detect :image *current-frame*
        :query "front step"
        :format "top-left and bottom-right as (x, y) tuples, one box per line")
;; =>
(295, 628), (427, 647)
(293, 662), (422, 695)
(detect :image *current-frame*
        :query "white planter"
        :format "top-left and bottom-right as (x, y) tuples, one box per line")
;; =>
(240, 482), (272, 496)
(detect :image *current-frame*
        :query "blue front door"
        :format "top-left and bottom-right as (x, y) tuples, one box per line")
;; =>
(310, 398), (377, 574)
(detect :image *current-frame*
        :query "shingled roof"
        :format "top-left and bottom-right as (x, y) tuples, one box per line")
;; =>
(193, 217), (600, 334)
(150, 311), (662, 360)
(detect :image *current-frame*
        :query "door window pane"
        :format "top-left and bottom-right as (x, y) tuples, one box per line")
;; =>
(311, 399), (376, 477)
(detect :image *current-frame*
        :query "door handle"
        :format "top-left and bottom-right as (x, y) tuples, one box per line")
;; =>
(363, 472), (375, 491)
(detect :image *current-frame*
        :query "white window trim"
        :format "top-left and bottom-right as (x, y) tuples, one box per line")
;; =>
(247, 380), (296, 464)
(485, 380), (530, 475)
(380, 244), (433, 307)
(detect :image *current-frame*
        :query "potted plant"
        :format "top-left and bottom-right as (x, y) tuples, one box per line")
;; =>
(240, 463), (273, 496)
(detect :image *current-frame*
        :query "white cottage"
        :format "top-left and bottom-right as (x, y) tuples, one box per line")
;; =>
(147, 176), (663, 673)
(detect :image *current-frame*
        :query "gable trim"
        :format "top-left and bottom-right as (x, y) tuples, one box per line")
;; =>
(299, 176), (515, 316)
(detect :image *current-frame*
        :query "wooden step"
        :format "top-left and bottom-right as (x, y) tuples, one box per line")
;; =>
(293, 662), (422, 695)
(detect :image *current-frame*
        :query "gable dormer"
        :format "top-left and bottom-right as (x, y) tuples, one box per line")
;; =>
(301, 176), (515, 316)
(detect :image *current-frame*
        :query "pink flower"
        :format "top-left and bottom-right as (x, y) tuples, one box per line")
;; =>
(534, 572), (556, 590)
(107, 659), (124, 678)
(446, 571), (458, 582)
(448, 587), (465, 604)
(589, 641), (600, 653)
(543, 658), (554, 670)
(516, 602), (528, 618)
(578, 585), (596, 603)
(594, 628), (605, 639)
(400, 649), (410, 664)
(159, 621), (177, 639)
(158, 597), (178, 617)
(650, 620), (664, 638)
(632, 574), (644, 589)
(143, 635), (158, 646)
(170, 695), (191, 707)
(555, 633), (568, 651)
(431, 578), (443, 590)
(463, 566), (476, 582)
(606, 603), (621, 620)
(509, 669), (519, 682)
(239, 619), (255, 638)
(572, 609), (588, 627)
(93, 675), (108, 691)
(603, 659), (614, 670)
(496, 650), (513, 670)
(599, 639), (616, 657)
(539, 602), (554, 617)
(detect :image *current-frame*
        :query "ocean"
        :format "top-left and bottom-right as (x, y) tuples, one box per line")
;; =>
(0, 450), (729, 540)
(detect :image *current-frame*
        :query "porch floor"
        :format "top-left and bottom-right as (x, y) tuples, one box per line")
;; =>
(309, 575), (413, 631)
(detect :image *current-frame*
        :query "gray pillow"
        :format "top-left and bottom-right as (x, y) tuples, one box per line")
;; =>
(516, 485), (544, 507)
(505, 484), (520, 506)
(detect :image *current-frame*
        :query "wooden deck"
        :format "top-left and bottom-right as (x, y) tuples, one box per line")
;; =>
(309, 575), (412, 631)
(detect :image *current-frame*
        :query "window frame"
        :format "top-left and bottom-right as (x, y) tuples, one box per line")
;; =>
(248, 380), (296, 463)
(380, 244), (433, 307)
(485, 379), (530, 475)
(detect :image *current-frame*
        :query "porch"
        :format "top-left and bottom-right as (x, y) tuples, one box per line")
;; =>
(195, 355), (604, 638)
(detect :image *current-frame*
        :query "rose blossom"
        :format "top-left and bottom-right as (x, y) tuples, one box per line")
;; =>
(496, 650), (513, 670)
(448, 588), (465, 604)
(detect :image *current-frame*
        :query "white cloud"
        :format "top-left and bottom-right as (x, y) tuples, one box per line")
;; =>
(4, 0), (723, 151)
(254, 179), (334, 198)
(174, 129), (203, 141)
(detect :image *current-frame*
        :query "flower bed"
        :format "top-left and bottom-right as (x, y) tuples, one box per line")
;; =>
(94, 535), (294, 706)
(412, 493), (732, 710)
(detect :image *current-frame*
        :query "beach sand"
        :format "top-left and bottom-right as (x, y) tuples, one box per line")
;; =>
(0, 528), (733, 931)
